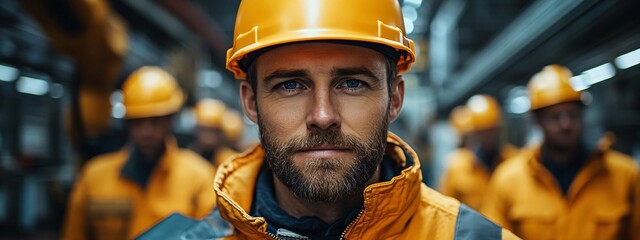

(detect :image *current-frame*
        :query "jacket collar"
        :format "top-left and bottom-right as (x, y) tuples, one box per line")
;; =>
(213, 132), (423, 238)
(525, 135), (611, 200)
(156, 137), (181, 173)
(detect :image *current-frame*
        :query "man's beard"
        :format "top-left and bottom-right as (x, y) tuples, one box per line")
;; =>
(258, 111), (389, 203)
(545, 130), (582, 154)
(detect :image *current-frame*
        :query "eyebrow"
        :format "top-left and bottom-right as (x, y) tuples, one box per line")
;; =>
(331, 67), (381, 82)
(262, 67), (382, 85)
(263, 69), (309, 84)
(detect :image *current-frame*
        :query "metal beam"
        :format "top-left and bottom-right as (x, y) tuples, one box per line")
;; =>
(439, 0), (598, 111)
(156, 0), (231, 65)
(115, 0), (191, 44)
(430, 0), (466, 98)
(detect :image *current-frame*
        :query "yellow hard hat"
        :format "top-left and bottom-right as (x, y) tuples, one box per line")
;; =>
(221, 109), (244, 142)
(528, 64), (582, 111)
(449, 106), (472, 135)
(465, 94), (502, 131)
(226, 0), (416, 80)
(122, 66), (184, 119)
(194, 99), (227, 128)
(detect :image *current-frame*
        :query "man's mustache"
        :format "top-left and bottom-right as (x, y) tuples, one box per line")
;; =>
(282, 129), (361, 153)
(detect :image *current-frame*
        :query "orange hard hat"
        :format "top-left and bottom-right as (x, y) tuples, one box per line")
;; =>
(221, 109), (244, 142)
(122, 66), (184, 119)
(226, 0), (416, 80)
(465, 94), (502, 131)
(528, 64), (582, 111)
(194, 99), (227, 128)
(449, 106), (472, 135)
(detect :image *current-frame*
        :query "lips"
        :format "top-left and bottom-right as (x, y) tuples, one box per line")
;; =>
(300, 144), (349, 151)
(297, 145), (352, 158)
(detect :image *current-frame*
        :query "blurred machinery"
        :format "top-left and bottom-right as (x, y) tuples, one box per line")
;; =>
(0, 0), (243, 237)
(20, 0), (128, 165)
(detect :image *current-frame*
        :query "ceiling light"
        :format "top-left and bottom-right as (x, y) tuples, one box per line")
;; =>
(508, 96), (530, 114)
(50, 83), (65, 99)
(16, 76), (49, 96)
(198, 70), (222, 89)
(582, 62), (615, 85)
(110, 90), (123, 104)
(614, 48), (640, 69)
(404, 0), (423, 8)
(0, 64), (18, 82)
(569, 75), (590, 91)
(402, 6), (418, 22)
(404, 18), (415, 34)
(112, 102), (126, 119)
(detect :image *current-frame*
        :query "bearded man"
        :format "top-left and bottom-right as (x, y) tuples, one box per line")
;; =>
(138, 0), (519, 239)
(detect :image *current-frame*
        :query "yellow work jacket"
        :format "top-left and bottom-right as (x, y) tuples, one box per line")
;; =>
(63, 138), (215, 240)
(212, 147), (239, 176)
(481, 143), (640, 240)
(439, 145), (519, 210)
(202, 133), (519, 239)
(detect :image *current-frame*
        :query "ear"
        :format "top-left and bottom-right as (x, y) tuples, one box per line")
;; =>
(388, 75), (405, 122)
(239, 81), (258, 124)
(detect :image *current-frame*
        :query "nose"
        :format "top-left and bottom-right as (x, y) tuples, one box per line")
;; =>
(557, 112), (573, 130)
(307, 88), (340, 130)
(138, 119), (156, 137)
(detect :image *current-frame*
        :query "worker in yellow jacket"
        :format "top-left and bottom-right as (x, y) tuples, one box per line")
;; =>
(62, 67), (215, 240)
(193, 99), (240, 174)
(481, 64), (640, 240)
(138, 0), (519, 239)
(439, 95), (519, 210)
(221, 109), (245, 152)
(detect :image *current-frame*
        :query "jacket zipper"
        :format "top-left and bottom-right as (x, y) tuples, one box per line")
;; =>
(266, 231), (279, 240)
(339, 208), (365, 240)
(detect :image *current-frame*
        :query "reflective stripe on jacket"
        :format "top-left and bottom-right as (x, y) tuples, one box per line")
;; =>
(481, 143), (640, 240)
(208, 132), (519, 239)
(63, 138), (215, 240)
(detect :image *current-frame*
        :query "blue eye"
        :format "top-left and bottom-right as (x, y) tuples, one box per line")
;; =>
(340, 79), (368, 90)
(345, 80), (363, 88)
(282, 81), (299, 89)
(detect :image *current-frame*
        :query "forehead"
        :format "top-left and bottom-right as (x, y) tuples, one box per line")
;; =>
(539, 102), (583, 114)
(254, 42), (388, 75)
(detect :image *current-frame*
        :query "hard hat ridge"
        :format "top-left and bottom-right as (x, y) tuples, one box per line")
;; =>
(226, 0), (416, 80)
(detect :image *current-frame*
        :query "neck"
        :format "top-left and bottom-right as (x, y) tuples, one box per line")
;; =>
(473, 145), (498, 169)
(272, 167), (380, 224)
(138, 145), (166, 164)
(198, 143), (221, 152)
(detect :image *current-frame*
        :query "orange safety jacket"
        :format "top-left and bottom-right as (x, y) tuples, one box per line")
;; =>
(212, 147), (239, 176)
(439, 145), (519, 210)
(63, 138), (215, 240)
(138, 133), (520, 239)
(481, 143), (640, 240)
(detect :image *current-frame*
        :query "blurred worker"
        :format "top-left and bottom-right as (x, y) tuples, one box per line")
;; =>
(193, 99), (240, 174)
(439, 95), (518, 211)
(482, 65), (640, 240)
(139, 0), (518, 239)
(63, 66), (215, 240)
(449, 105), (471, 148)
(221, 109), (245, 151)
